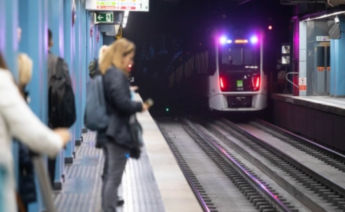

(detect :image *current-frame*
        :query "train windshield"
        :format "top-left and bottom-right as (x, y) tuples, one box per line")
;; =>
(219, 45), (260, 72)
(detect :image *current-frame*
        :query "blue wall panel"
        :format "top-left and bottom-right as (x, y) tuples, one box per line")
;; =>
(74, 0), (82, 145)
(3, 0), (18, 76)
(18, 0), (49, 210)
(63, 0), (76, 162)
(80, 1), (88, 129)
(330, 17), (345, 97)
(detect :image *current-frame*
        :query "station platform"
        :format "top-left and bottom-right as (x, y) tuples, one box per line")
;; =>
(271, 94), (345, 115)
(270, 94), (345, 152)
(53, 94), (202, 212)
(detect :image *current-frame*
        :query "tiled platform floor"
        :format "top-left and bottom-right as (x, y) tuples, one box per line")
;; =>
(54, 132), (165, 212)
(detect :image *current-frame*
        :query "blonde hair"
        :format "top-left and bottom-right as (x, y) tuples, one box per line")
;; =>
(98, 45), (108, 65)
(99, 38), (135, 75)
(17, 53), (33, 87)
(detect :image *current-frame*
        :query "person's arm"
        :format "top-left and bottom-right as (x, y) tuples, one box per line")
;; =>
(105, 69), (143, 115)
(0, 73), (63, 158)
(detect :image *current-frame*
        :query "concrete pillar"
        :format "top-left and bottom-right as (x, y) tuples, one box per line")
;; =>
(78, 0), (88, 135)
(63, 0), (76, 163)
(74, 0), (81, 147)
(292, 6), (299, 96)
(86, 11), (94, 83)
(299, 21), (307, 96)
(80, 0), (88, 124)
(330, 16), (345, 97)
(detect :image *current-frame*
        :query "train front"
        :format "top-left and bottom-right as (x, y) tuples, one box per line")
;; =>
(208, 32), (267, 111)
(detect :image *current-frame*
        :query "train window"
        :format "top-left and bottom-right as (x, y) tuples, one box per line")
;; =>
(243, 47), (257, 65)
(219, 45), (259, 71)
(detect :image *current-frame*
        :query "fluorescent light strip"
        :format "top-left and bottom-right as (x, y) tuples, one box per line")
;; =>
(122, 11), (129, 28)
(306, 11), (345, 21)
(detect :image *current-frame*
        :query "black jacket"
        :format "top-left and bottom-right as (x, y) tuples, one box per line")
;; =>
(97, 66), (142, 148)
(18, 142), (37, 205)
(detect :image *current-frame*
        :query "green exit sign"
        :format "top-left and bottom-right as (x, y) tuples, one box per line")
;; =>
(95, 12), (114, 24)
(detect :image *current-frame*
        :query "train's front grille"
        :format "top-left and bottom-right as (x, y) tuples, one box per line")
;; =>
(227, 96), (252, 108)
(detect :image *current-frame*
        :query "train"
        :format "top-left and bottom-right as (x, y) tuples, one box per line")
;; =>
(167, 28), (269, 112)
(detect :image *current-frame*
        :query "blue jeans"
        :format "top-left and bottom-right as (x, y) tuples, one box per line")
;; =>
(102, 141), (129, 212)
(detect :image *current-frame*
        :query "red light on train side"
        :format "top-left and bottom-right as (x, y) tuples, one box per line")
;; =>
(220, 77), (225, 90)
(252, 76), (260, 90)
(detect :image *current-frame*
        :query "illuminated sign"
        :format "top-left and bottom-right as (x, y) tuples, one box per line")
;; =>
(94, 12), (114, 24)
(316, 36), (330, 42)
(235, 39), (248, 44)
(86, 0), (149, 12)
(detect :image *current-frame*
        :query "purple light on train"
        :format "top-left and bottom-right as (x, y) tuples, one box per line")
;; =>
(220, 36), (227, 44)
(250, 36), (258, 44)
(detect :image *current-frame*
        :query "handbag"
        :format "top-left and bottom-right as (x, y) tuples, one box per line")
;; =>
(128, 114), (143, 148)
(128, 114), (143, 159)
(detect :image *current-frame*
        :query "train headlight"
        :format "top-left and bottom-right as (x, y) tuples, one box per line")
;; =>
(250, 36), (258, 44)
(220, 36), (227, 44)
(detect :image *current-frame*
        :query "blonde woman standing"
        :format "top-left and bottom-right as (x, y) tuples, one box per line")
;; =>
(98, 38), (148, 212)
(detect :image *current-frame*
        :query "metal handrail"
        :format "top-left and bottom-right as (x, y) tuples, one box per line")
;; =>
(285, 72), (299, 88)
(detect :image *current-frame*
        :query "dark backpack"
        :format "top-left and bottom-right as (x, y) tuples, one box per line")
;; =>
(48, 58), (76, 128)
(84, 75), (109, 131)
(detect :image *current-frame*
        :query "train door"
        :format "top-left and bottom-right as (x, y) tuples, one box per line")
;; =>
(316, 42), (330, 95)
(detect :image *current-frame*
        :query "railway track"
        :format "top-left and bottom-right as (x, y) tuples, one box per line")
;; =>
(159, 118), (302, 212)
(158, 116), (345, 212)
(207, 118), (345, 212)
(251, 119), (345, 173)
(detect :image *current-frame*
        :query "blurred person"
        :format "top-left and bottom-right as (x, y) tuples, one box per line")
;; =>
(16, 53), (37, 211)
(98, 45), (108, 65)
(47, 29), (75, 188)
(17, 53), (32, 99)
(88, 45), (108, 79)
(0, 52), (71, 212)
(98, 38), (149, 212)
(96, 45), (126, 206)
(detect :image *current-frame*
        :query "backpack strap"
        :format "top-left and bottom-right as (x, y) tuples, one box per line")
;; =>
(55, 58), (65, 78)
(47, 53), (58, 80)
